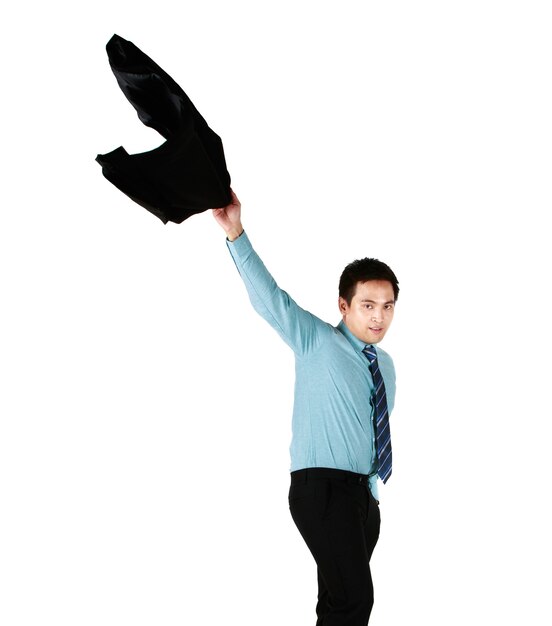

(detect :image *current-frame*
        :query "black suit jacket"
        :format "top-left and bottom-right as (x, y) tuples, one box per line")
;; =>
(96, 34), (232, 224)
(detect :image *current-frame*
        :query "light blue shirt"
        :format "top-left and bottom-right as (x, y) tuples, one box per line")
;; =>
(227, 232), (396, 499)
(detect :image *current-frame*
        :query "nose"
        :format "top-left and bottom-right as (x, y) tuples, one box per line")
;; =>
(371, 311), (383, 323)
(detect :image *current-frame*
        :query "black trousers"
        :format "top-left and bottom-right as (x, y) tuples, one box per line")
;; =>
(288, 468), (381, 626)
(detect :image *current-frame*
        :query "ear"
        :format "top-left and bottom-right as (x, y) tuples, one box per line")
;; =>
(338, 296), (348, 315)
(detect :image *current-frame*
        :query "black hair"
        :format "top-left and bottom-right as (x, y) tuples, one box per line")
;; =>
(339, 258), (399, 305)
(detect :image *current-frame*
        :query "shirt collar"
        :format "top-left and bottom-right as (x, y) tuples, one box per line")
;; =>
(337, 320), (374, 354)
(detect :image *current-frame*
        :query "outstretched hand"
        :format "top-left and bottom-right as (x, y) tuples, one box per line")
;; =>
(212, 189), (243, 241)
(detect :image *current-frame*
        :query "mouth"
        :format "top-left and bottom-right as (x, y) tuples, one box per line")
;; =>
(369, 327), (383, 334)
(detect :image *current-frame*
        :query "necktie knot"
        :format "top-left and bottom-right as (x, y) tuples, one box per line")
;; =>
(362, 345), (377, 364)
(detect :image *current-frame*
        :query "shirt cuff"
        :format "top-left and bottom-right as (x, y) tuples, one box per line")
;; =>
(226, 230), (251, 256)
(368, 475), (379, 501)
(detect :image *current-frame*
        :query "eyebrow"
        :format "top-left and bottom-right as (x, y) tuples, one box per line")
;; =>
(360, 299), (395, 305)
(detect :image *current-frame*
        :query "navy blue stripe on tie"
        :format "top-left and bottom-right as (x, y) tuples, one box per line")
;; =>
(362, 345), (392, 483)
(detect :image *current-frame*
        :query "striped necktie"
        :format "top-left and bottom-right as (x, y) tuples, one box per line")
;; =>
(362, 345), (392, 483)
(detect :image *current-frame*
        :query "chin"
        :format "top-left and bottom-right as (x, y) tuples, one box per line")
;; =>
(367, 332), (385, 343)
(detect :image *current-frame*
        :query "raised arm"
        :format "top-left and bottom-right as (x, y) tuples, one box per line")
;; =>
(212, 191), (323, 356)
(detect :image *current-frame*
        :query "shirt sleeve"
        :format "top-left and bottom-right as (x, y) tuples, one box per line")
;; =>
(227, 232), (323, 356)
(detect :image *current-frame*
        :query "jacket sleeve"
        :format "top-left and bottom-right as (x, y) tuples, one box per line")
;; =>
(227, 232), (323, 356)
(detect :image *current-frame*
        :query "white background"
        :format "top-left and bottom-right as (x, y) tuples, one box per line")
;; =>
(1, 1), (551, 624)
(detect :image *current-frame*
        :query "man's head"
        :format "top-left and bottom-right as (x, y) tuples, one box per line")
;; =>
(338, 258), (399, 344)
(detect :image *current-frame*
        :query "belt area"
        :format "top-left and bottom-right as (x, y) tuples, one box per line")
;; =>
(291, 467), (370, 486)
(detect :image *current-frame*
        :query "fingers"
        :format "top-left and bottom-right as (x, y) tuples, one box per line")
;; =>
(212, 189), (240, 213)
(229, 188), (240, 206)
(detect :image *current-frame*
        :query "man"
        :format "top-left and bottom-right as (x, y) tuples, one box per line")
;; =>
(213, 190), (398, 626)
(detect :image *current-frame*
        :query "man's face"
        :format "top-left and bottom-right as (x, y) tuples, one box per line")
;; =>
(339, 280), (395, 344)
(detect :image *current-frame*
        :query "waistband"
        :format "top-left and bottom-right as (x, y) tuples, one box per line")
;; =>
(290, 467), (371, 486)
